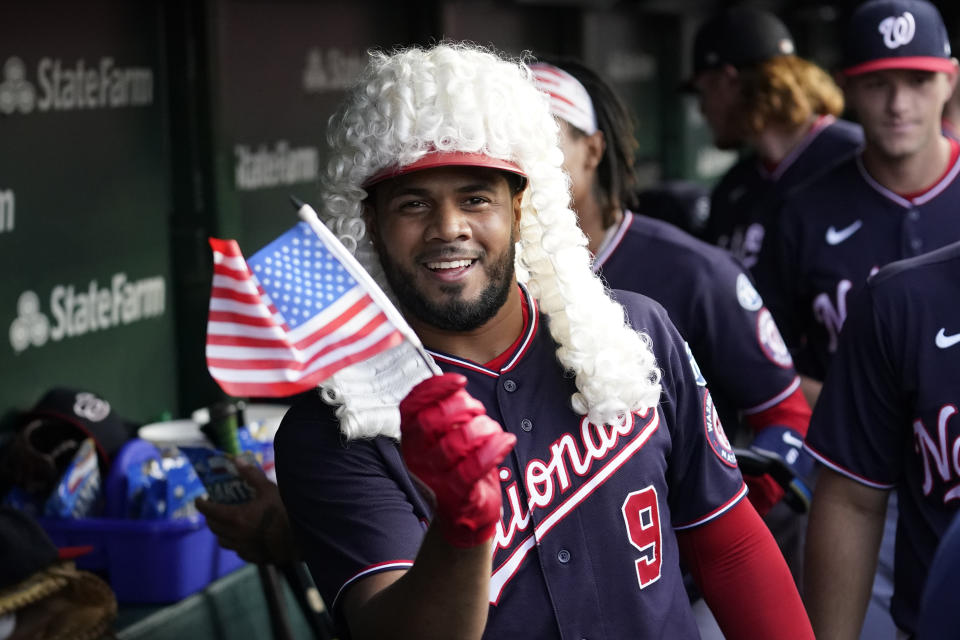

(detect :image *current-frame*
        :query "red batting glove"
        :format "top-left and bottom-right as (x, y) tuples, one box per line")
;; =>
(745, 473), (785, 518)
(399, 373), (516, 548)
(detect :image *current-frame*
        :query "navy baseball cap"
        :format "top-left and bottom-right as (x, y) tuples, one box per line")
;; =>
(23, 388), (133, 464)
(842, 0), (954, 76)
(689, 7), (796, 81)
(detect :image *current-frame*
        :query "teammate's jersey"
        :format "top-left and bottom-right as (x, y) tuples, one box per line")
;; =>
(706, 116), (863, 270)
(917, 510), (960, 640)
(276, 285), (746, 640)
(804, 242), (960, 633)
(595, 211), (799, 437)
(758, 148), (960, 380)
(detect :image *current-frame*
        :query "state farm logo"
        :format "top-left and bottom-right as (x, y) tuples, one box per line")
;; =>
(302, 47), (364, 93)
(879, 12), (916, 50)
(0, 55), (153, 116)
(234, 141), (319, 191)
(0, 188), (14, 233)
(9, 273), (166, 354)
(0, 58), (35, 114)
(9, 291), (50, 351)
(606, 50), (656, 82)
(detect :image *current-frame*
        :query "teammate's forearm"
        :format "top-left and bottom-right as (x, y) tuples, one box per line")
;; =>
(799, 375), (822, 409)
(745, 385), (811, 435)
(345, 524), (492, 640)
(678, 499), (814, 639)
(803, 469), (888, 640)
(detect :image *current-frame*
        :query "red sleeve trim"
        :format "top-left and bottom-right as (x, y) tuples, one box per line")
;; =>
(803, 443), (895, 490)
(744, 384), (811, 436)
(742, 376), (800, 414)
(673, 481), (747, 530)
(332, 559), (414, 610)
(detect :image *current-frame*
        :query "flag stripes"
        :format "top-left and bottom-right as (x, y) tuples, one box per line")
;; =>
(205, 231), (405, 397)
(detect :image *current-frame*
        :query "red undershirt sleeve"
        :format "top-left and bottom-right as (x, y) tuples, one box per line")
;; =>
(745, 386), (811, 436)
(676, 499), (814, 640)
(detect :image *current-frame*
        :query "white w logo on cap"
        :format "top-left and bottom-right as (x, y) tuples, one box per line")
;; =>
(878, 12), (916, 49)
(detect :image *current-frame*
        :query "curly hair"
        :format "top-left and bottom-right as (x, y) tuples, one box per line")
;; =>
(318, 43), (662, 440)
(738, 55), (844, 135)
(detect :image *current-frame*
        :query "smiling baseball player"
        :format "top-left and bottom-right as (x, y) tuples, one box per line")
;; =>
(274, 44), (812, 640)
(757, 0), (960, 406)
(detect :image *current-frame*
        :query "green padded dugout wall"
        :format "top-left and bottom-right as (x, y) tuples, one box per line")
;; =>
(0, 1), (177, 427)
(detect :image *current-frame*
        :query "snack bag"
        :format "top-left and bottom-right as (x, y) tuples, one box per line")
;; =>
(178, 447), (255, 505)
(124, 448), (206, 520)
(139, 458), (168, 519)
(236, 427), (276, 483)
(125, 457), (160, 518)
(43, 438), (101, 518)
(162, 449), (206, 519)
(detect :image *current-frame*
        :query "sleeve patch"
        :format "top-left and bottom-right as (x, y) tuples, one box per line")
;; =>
(756, 308), (794, 368)
(685, 341), (707, 387)
(736, 273), (763, 311)
(703, 390), (738, 468)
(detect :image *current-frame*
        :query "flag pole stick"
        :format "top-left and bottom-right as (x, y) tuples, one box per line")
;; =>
(292, 197), (442, 376)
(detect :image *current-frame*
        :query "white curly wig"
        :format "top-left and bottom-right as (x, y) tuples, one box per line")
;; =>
(318, 43), (661, 441)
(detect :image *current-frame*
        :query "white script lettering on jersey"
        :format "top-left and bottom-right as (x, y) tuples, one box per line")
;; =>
(813, 280), (854, 353)
(489, 409), (659, 603)
(914, 405), (960, 503)
(878, 12), (916, 50)
(813, 267), (881, 353)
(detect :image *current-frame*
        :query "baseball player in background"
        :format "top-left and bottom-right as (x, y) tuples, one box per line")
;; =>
(689, 6), (863, 271)
(530, 60), (813, 567)
(757, 0), (960, 406)
(756, 2), (960, 638)
(803, 240), (960, 639)
(274, 44), (812, 639)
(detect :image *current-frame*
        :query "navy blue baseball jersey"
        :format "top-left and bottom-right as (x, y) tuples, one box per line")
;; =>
(804, 241), (960, 634)
(706, 116), (863, 270)
(917, 511), (960, 640)
(595, 211), (799, 437)
(758, 147), (960, 381)
(276, 285), (746, 639)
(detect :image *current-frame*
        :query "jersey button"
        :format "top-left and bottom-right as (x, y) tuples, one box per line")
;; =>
(557, 549), (571, 564)
(908, 209), (920, 221)
(503, 379), (517, 392)
(520, 418), (533, 432)
(910, 238), (923, 252)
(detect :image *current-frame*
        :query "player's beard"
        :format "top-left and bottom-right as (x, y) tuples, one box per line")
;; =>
(377, 237), (516, 332)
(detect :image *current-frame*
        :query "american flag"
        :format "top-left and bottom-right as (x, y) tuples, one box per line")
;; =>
(206, 221), (407, 397)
